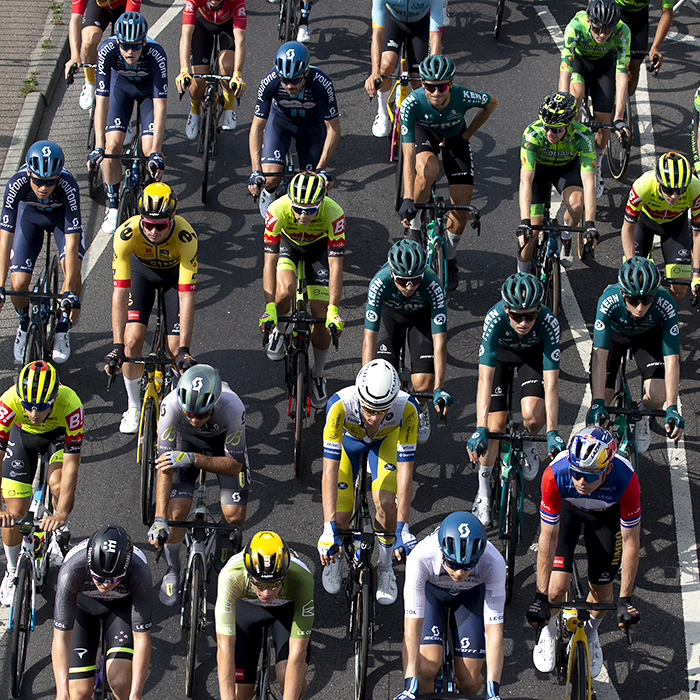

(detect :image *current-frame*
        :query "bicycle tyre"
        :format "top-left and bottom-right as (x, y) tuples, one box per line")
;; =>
(494, 0), (506, 39)
(139, 397), (157, 527)
(394, 139), (404, 212)
(284, 0), (297, 42)
(502, 470), (519, 605)
(606, 101), (630, 180)
(201, 98), (215, 205)
(568, 640), (588, 700)
(294, 352), (306, 478)
(489, 458), (502, 528)
(46, 254), (60, 340)
(353, 567), (371, 700)
(117, 187), (136, 229)
(543, 256), (561, 317)
(10, 556), (32, 698)
(185, 556), (204, 697)
(23, 324), (43, 364)
(431, 236), (446, 291)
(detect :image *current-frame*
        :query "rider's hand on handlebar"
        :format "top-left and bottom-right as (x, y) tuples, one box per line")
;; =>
(392, 677), (418, 700)
(394, 521), (417, 560)
(647, 50), (662, 74)
(364, 72), (382, 98)
(466, 427), (488, 463)
(103, 343), (125, 375)
(230, 71), (246, 98)
(526, 591), (551, 629)
(317, 521), (343, 565)
(259, 302), (278, 331)
(87, 147), (104, 167)
(0, 286), (5, 311)
(617, 596), (640, 628)
(432, 387), (452, 413)
(325, 304), (344, 334)
(175, 346), (197, 373)
(613, 118), (630, 139)
(516, 218), (532, 251)
(41, 513), (66, 532)
(398, 198), (417, 227)
(665, 404), (684, 443)
(547, 430), (565, 458)
(0, 510), (15, 528)
(583, 220), (599, 250)
(176, 68), (192, 93)
(148, 152), (165, 180)
(248, 170), (265, 196)
(148, 516), (171, 548)
(586, 398), (609, 427)
(158, 451), (195, 473)
(65, 58), (79, 82)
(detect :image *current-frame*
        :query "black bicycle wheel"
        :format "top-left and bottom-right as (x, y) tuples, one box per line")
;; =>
(502, 470), (519, 605)
(185, 556), (204, 697)
(606, 101), (630, 180)
(294, 352), (306, 478)
(353, 568), (371, 700)
(117, 187), (136, 229)
(201, 99), (215, 205)
(23, 324), (43, 364)
(543, 256), (561, 317)
(432, 237), (446, 290)
(140, 397), (157, 526)
(494, 0), (506, 39)
(489, 458), (502, 528)
(46, 254), (60, 339)
(277, 0), (287, 41)
(284, 0), (297, 42)
(568, 640), (588, 700)
(10, 557), (32, 697)
(394, 140), (404, 212)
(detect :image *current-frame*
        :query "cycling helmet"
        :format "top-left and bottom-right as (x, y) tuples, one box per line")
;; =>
(17, 361), (60, 405)
(655, 151), (692, 193)
(418, 54), (456, 83)
(501, 272), (544, 310)
(387, 239), (427, 277)
(26, 140), (64, 179)
(438, 512), (487, 568)
(567, 427), (616, 472)
(539, 92), (577, 128)
(115, 11), (148, 44)
(288, 171), (326, 207)
(586, 0), (620, 28)
(617, 256), (661, 298)
(274, 41), (310, 80)
(138, 182), (178, 221)
(244, 531), (290, 583)
(176, 365), (222, 415)
(355, 359), (400, 412)
(88, 525), (133, 580)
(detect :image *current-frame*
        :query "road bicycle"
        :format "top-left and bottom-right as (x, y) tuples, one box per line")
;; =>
(252, 621), (282, 700)
(396, 339), (447, 427)
(278, 0), (299, 42)
(92, 618), (115, 700)
(163, 468), (242, 697)
(581, 96), (632, 181)
(415, 199), (481, 292)
(494, 0), (506, 39)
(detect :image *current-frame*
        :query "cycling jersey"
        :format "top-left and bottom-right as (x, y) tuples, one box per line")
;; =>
(403, 530), (505, 623)
(561, 12), (631, 73)
(254, 66), (338, 122)
(264, 195), (345, 255)
(182, 0), (247, 27)
(0, 385), (84, 454)
(1, 169), (82, 236)
(371, 0), (443, 32)
(71, 0), (141, 12)
(112, 215), (198, 291)
(540, 452), (641, 528)
(615, 0), (672, 10)
(520, 120), (595, 171)
(592, 283), (679, 353)
(53, 540), (152, 632)
(215, 553), (314, 637)
(624, 170), (700, 228)
(364, 263), (447, 335)
(96, 37), (168, 99)
(400, 85), (491, 142)
(478, 301), (560, 371)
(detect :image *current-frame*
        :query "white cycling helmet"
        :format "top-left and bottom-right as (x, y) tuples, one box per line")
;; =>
(355, 359), (400, 411)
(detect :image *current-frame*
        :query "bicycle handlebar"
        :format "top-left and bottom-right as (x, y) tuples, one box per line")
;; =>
(336, 528), (395, 538)
(66, 62), (96, 86)
(102, 153), (150, 162)
(605, 406), (666, 419)
(414, 202), (481, 236)
(5, 290), (68, 301)
(486, 431), (549, 441)
(263, 319), (339, 350)
(530, 223), (585, 233)
(410, 392), (447, 423)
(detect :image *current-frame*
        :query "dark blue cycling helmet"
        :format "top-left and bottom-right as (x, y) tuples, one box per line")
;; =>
(26, 140), (64, 178)
(274, 41), (310, 80)
(438, 512), (487, 568)
(115, 11), (148, 44)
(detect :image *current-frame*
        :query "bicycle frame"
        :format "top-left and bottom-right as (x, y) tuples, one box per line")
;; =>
(253, 622), (282, 700)
(387, 44), (410, 163)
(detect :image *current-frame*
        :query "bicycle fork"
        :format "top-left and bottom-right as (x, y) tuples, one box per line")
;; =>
(497, 445), (524, 541)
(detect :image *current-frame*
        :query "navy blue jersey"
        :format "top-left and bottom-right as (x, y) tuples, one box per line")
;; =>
(96, 37), (168, 99)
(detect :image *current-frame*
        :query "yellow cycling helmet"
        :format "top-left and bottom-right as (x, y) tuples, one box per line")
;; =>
(17, 361), (60, 406)
(655, 152), (692, 193)
(138, 182), (178, 221)
(288, 171), (326, 207)
(244, 531), (290, 583)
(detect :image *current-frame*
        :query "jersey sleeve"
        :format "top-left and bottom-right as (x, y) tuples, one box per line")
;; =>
(126, 0), (142, 11)
(128, 554), (153, 632)
(520, 123), (540, 170)
(624, 173), (648, 223)
(0, 388), (18, 452)
(254, 71), (277, 120)
(540, 311), (561, 372)
(428, 0), (444, 31)
(618, 469), (641, 528)
(61, 388), (84, 454)
(539, 465), (561, 525)
(560, 19), (578, 72)
(658, 292), (680, 356)
(231, 0), (247, 29)
(112, 217), (139, 287)
(402, 545), (432, 618)
(1, 173), (30, 233)
(478, 304), (503, 367)
(574, 127), (595, 171)
(426, 274), (447, 334)
(397, 397), (418, 461)
(71, 0), (86, 14)
(147, 42), (168, 99)
(364, 271), (388, 332)
(157, 394), (179, 455)
(59, 172), (83, 236)
(592, 290), (613, 350)
(324, 201), (345, 256)
(371, 0), (386, 27)
(182, 0), (198, 25)
(53, 559), (81, 630)
(614, 23), (631, 74)
(399, 94), (418, 143)
(214, 562), (247, 635)
(322, 395), (345, 460)
(222, 395), (247, 463)
(289, 563), (315, 638)
(263, 199), (286, 253)
(96, 42), (115, 97)
(175, 221), (198, 291)
(689, 178), (700, 230)
(312, 69), (339, 122)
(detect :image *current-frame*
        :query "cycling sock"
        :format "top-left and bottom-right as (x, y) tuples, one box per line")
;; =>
(377, 90), (390, 118)
(15, 305), (29, 332)
(409, 213), (421, 231)
(300, 0), (311, 24)
(377, 537), (394, 568)
(223, 91), (236, 111)
(446, 232), (461, 260)
(585, 616), (602, 639)
(478, 464), (493, 498)
(3, 543), (20, 574)
(164, 542), (182, 571)
(595, 148), (604, 173)
(517, 258), (532, 274)
(56, 315), (70, 333)
(84, 66), (96, 83)
(190, 99), (202, 116)
(106, 183), (119, 209)
(312, 347), (328, 378)
(123, 377), (141, 409)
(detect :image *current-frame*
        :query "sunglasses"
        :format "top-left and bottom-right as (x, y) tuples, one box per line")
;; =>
(443, 557), (476, 572)
(660, 185), (684, 197)
(142, 219), (171, 231)
(183, 409), (212, 420)
(569, 468), (603, 484)
(393, 274), (423, 288)
(291, 205), (319, 217)
(278, 73), (305, 85)
(251, 579), (283, 591)
(31, 176), (59, 187)
(119, 41), (144, 52)
(92, 573), (125, 585)
(360, 404), (389, 416)
(589, 24), (614, 35)
(423, 82), (451, 94)
(506, 308), (539, 323)
(543, 125), (566, 134)
(21, 400), (53, 412)
(624, 294), (653, 307)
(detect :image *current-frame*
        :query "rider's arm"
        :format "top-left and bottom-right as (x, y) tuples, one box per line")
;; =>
(216, 630), (237, 700)
(111, 285), (130, 344)
(178, 23), (195, 75)
(321, 456), (341, 523)
(463, 97), (497, 141)
(282, 637), (311, 700)
(518, 165), (535, 220)
(262, 251), (278, 305)
(151, 97), (167, 155)
(581, 168), (597, 222)
(67, 11), (82, 74)
(249, 115), (267, 172)
(327, 252), (343, 309)
(316, 116), (341, 171)
(401, 616), (424, 679)
(558, 20), (576, 93)
(663, 353), (681, 409)
(475, 364), (496, 428)
(613, 70), (629, 123)
(396, 457), (414, 526)
(589, 347), (609, 403)
(130, 630), (152, 700)
(194, 453), (242, 476)
(362, 329), (378, 365)
(536, 519), (558, 597)
(233, 28), (246, 74)
(649, 6), (673, 67)
(543, 369), (559, 433)
(62, 232), (82, 295)
(620, 523), (640, 599)
(154, 464), (174, 520)
(483, 623), (504, 687)
(401, 139), (417, 200)
(396, 400), (418, 525)
(177, 289), (195, 349)
(368, 26), (385, 81)
(432, 331), (447, 391)
(94, 95), (109, 150)
(620, 217), (636, 260)
(51, 628), (73, 700)
(51, 452), (80, 525)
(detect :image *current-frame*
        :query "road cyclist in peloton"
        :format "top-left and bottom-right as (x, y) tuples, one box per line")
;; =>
(176, 0), (248, 138)
(587, 256), (684, 454)
(466, 273), (564, 527)
(393, 512), (505, 700)
(363, 0), (443, 137)
(258, 170), (345, 409)
(0, 140), (83, 363)
(103, 182), (198, 434)
(620, 151), (700, 302)
(147, 364), (249, 606)
(65, 0), (142, 110)
(0, 361), (83, 605)
(88, 11), (168, 235)
(248, 41), (340, 218)
(517, 91), (598, 271)
(527, 427), (641, 678)
(362, 239), (450, 445)
(398, 54), (497, 291)
(215, 531), (314, 700)
(692, 87), (700, 176)
(317, 359), (419, 606)
(559, 0), (631, 198)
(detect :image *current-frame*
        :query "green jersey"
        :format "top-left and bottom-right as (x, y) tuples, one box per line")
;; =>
(520, 119), (595, 170)
(615, 0), (672, 12)
(561, 11), (631, 73)
(692, 88), (700, 173)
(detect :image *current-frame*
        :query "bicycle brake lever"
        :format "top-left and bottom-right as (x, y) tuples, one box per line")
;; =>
(330, 325), (339, 350)
(262, 321), (273, 346)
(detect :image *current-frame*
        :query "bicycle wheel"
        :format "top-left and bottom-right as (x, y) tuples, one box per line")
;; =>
(45, 254), (60, 339)
(10, 557), (32, 698)
(489, 459), (502, 528)
(294, 352), (307, 478)
(117, 187), (136, 229)
(543, 256), (561, 317)
(284, 0), (297, 42)
(201, 98), (215, 205)
(139, 397), (157, 526)
(184, 556), (204, 697)
(23, 324), (43, 363)
(494, 0), (506, 39)
(431, 236), (446, 291)
(394, 137), (404, 212)
(606, 101), (630, 180)
(568, 640), (589, 700)
(502, 469), (519, 605)
(353, 567), (371, 700)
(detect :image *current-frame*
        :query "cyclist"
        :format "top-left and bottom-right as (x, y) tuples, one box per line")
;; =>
(51, 525), (152, 700)
(248, 42), (340, 218)
(317, 359), (419, 606)
(517, 92), (598, 271)
(559, 0), (631, 198)
(0, 140), (83, 363)
(297, 0), (314, 43)
(147, 365), (248, 606)
(0, 361), (83, 605)
(587, 256), (683, 454)
(620, 151), (700, 302)
(65, 0), (143, 110)
(466, 273), (563, 527)
(394, 512), (505, 700)
(361, 239), (450, 445)
(258, 171), (344, 409)
(176, 0), (248, 139)
(398, 54), (497, 291)
(693, 86), (700, 176)
(215, 531), (313, 700)
(615, 0), (673, 96)
(88, 11), (168, 235)
(363, 0), (443, 137)
(527, 427), (641, 678)
(103, 182), (198, 434)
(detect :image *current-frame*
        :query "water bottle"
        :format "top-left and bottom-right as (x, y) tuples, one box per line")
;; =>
(562, 608), (577, 633)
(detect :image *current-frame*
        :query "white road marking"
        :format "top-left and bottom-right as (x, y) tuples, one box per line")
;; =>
(667, 30), (700, 49)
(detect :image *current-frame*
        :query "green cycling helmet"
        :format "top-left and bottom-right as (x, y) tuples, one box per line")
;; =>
(176, 364), (222, 415)
(501, 272), (544, 310)
(387, 239), (427, 277)
(618, 256), (661, 298)
(418, 55), (455, 83)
